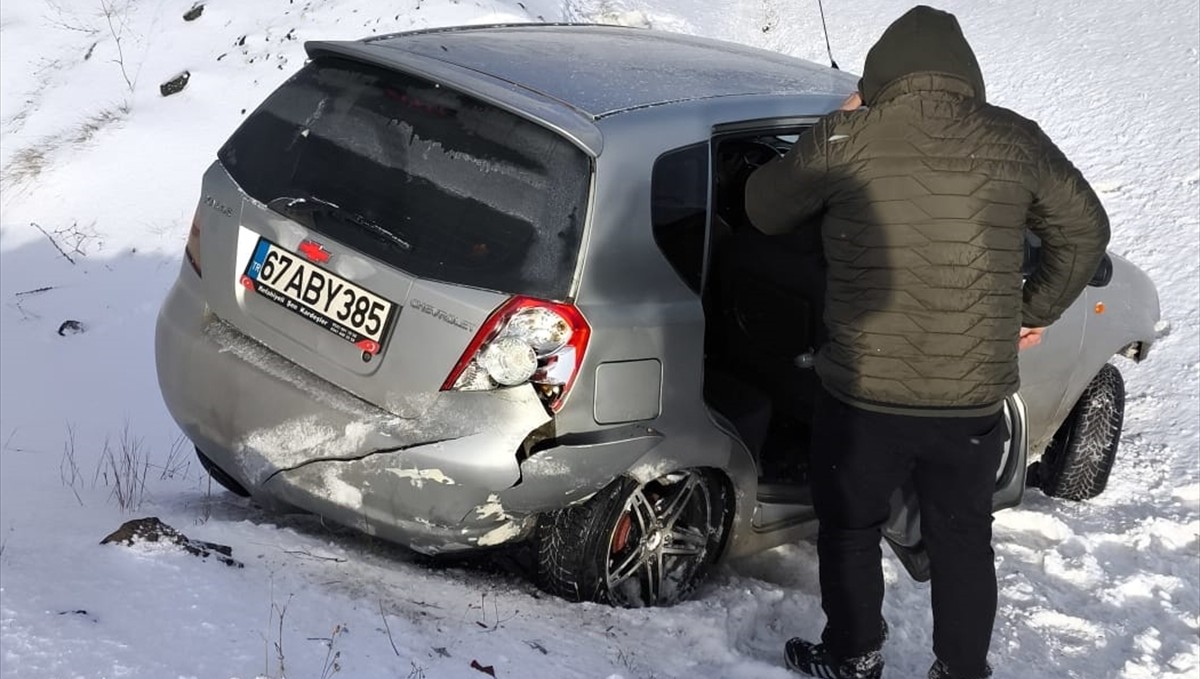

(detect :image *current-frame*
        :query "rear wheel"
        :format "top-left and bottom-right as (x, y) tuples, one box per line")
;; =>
(195, 447), (251, 497)
(535, 469), (730, 607)
(1031, 363), (1125, 501)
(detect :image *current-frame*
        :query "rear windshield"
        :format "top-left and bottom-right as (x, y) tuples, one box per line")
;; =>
(218, 56), (591, 299)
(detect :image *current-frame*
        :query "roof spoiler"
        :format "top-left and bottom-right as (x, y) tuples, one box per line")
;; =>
(304, 40), (604, 157)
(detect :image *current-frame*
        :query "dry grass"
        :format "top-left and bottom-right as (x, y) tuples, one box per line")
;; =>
(156, 434), (192, 481)
(94, 423), (151, 512)
(59, 423), (85, 506)
(317, 624), (344, 679)
(1, 104), (129, 194)
(71, 104), (129, 145)
(0, 147), (51, 190)
(56, 424), (196, 511)
(260, 579), (295, 679)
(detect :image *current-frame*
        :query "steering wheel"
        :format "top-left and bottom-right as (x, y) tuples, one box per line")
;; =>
(716, 140), (786, 229)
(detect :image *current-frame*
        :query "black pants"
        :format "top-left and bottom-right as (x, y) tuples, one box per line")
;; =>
(809, 388), (1006, 677)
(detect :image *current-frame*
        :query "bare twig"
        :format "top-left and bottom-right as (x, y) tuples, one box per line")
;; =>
(31, 222), (76, 264)
(195, 473), (214, 526)
(10, 287), (59, 322)
(3, 429), (43, 454)
(282, 549), (347, 563)
(8, 298), (40, 321)
(525, 639), (549, 655)
(469, 591), (518, 632)
(42, 0), (100, 34)
(94, 423), (151, 511)
(98, 0), (133, 92)
(268, 592), (293, 678)
(380, 600), (400, 656)
(0, 525), (12, 561)
(30, 221), (97, 264)
(156, 433), (191, 481)
(317, 624), (344, 679)
(59, 423), (84, 506)
(480, 595), (518, 633)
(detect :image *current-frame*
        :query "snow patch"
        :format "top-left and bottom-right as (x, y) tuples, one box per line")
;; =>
(1173, 482), (1200, 505)
(589, 9), (653, 28)
(474, 493), (507, 521)
(240, 416), (372, 474)
(628, 459), (679, 483)
(520, 454), (571, 476)
(389, 466), (455, 488)
(476, 521), (523, 546)
(319, 466), (364, 509)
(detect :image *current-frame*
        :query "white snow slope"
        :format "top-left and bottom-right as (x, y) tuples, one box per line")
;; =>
(1, 1), (1197, 678)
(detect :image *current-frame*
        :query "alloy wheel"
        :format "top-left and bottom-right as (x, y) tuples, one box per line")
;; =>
(603, 470), (717, 606)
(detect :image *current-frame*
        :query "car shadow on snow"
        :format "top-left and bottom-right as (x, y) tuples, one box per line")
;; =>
(0, 235), (183, 339)
(0, 235), (191, 468)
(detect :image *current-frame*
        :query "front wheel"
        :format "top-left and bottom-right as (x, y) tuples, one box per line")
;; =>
(1030, 363), (1125, 501)
(535, 469), (730, 607)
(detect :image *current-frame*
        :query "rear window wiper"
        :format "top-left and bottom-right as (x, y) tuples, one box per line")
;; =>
(268, 195), (413, 252)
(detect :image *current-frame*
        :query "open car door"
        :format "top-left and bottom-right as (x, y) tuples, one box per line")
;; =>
(882, 396), (1029, 581)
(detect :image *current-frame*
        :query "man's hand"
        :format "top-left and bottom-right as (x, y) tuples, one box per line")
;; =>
(839, 91), (863, 111)
(1019, 326), (1045, 350)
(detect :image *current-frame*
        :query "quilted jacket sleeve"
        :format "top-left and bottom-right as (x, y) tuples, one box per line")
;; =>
(1023, 127), (1111, 328)
(744, 116), (837, 236)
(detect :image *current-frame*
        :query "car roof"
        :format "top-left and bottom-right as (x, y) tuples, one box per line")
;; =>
(364, 24), (849, 116)
(306, 24), (855, 154)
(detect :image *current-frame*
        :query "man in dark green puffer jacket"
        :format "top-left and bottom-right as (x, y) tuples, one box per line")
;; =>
(745, 6), (1109, 679)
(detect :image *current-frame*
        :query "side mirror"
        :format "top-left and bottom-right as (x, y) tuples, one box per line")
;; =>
(1090, 253), (1113, 287)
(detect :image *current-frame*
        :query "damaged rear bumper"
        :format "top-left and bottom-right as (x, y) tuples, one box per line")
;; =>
(156, 272), (659, 553)
(263, 424), (662, 554)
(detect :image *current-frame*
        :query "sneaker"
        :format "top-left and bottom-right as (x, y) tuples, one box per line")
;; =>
(784, 638), (883, 679)
(928, 658), (993, 679)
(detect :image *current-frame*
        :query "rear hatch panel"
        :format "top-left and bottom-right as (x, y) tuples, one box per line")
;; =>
(195, 53), (592, 420)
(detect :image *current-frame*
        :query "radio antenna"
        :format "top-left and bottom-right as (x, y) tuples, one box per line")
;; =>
(817, 0), (839, 69)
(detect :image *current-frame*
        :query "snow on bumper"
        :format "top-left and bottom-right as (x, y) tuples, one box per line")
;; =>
(263, 423), (666, 554)
(266, 434), (542, 554)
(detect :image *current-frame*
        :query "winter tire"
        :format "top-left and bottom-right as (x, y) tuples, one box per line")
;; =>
(535, 469), (730, 607)
(1031, 363), (1125, 501)
(195, 447), (251, 497)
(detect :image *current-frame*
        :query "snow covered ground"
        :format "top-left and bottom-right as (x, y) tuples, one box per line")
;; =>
(0, 0), (1196, 677)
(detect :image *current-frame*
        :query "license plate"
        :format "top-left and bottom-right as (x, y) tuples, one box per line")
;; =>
(240, 238), (396, 355)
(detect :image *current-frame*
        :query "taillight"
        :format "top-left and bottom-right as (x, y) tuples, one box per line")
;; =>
(184, 209), (202, 277)
(442, 296), (591, 412)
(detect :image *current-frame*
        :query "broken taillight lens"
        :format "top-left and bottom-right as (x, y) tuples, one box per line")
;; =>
(442, 296), (590, 412)
(184, 209), (201, 277)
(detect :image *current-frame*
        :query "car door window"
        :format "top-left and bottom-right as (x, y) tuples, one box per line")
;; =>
(708, 129), (825, 358)
(650, 143), (709, 293)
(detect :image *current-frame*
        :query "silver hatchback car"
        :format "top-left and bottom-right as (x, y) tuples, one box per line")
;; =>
(156, 24), (1160, 606)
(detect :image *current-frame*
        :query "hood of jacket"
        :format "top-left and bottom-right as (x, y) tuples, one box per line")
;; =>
(858, 5), (986, 105)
